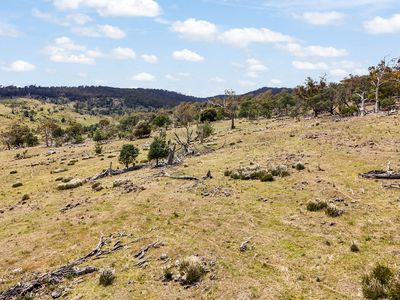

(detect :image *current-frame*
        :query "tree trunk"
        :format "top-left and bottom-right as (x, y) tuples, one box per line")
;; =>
(167, 144), (176, 165)
(374, 82), (380, 113)
(156, 158), (159, 166)
(360, 98), (366, 117)
(230, 114), (235, 130)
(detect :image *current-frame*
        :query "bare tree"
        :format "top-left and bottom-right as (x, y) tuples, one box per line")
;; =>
(208, 89), (238, 130)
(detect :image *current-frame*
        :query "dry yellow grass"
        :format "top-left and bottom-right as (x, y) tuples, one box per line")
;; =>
(1, 110), (400, 299)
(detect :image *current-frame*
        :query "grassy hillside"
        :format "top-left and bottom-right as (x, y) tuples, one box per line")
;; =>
(1, 111), (400, 299)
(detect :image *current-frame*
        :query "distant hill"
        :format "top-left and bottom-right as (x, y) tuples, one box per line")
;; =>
(241, 87), (292, 97)
(0, 85), (291, 115)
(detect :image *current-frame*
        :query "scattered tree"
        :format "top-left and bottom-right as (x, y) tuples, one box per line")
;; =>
(119, 144), (139, 168)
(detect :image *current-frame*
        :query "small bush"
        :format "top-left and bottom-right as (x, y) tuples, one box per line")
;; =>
(162, 267), (174, 282)
(306, 200), (328, 212)
(350, 242), (360, 252)
(224, 170), (232, 177)
(94, 143), (103, 154)
(22, 194), (30, 201)
(260, 174), (274, 182)
(295, 163), (305, 170)
(270, 165), (290, 177)
(362, 264), (394, 299)
(178, 256), (205, 285)
(325, 204), (344, 217)
(99, 267), (115, 286)
(10, 170), (18, 174)
(388, 272), (400, 300)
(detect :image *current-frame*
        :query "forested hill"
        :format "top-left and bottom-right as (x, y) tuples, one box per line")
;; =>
(0, 85), (289, 114)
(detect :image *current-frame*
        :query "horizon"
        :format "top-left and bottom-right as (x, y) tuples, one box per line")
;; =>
(0, 0), (400, 97)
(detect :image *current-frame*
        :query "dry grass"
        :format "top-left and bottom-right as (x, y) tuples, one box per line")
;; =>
(1, 107), (400, 299)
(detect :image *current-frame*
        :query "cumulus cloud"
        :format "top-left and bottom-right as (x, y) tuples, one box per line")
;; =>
(131, 72), (155, 81)
(0, 23), (21, 37)
(364, 14), (400, 34)
(292, 61), (328, 70)
(299, 11), (346, 25)
(111, 47), (136, 59)
(72, 24), (126, 39)
(245, 58), (267, 78)
(66, 13), (92, 25)
(52, 0), (161, 17)
(172, 49), (204, 62)
(46, 36), (102, 64)
(141, 54), (158, 64)
(2, 60), (36, 72)
(278, 43), (348, 57)
(219, 27), (293, 47)
(170, 18), (218, 41)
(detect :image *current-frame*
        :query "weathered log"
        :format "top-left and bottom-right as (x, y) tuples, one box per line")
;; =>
(88, 164), (147, 182)
(360, 170), (400, 180)
(0, 236), (132, 300)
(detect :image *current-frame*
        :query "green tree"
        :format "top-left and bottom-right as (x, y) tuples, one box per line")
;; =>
(152, 114), (172, 128)
(119, 144), (139, 168)
(133, 121), (151, 139)
(148, 137), (169, 166)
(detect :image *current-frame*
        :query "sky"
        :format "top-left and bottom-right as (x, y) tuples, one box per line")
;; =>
(0, 0), (400, 97)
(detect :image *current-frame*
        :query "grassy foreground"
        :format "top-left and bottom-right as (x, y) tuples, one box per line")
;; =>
(1, 112), (400, 299)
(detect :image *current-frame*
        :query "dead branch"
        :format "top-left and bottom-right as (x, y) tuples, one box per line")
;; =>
(88, 163), (147, 182)
(0, 236), (134, 300)
(161, 170), (212, 181)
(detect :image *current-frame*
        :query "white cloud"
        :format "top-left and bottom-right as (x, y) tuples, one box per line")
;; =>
(111, 47), (136, 59)
(32, 8), (69, 26)
(246, 58), (267, 78)
(141, 54), (158, 64)
(131, 72), (155, 81)
(72, 24), (126, 39)
(46, 36), (102, 64)
(300, 11), (346, 25)
(2, 60), (36, 72)
(172, 49), (204, 62)
(219, 27), (293, 47)
(171, 18), (218, 41)
(52, 0), (161, 17)
(364, 14), (400, 34)
(0, 23), (21, 37)
(66, 13), (92, 25)
(278, 43), (348, 57)
(292, 61), (328, 70)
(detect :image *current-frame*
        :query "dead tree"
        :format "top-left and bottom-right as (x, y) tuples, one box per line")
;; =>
(173, 124), (198, 155)
(208, 89), (238, 130)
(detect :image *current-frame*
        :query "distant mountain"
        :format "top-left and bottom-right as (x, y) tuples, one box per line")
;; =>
(0, 85), (292, 114)
(241, 87), (292, 97)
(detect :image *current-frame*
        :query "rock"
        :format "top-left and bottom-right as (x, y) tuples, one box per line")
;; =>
(12, 182), (23, 188)
(11, 267), (23, 274)
(160, 253), (169, 261)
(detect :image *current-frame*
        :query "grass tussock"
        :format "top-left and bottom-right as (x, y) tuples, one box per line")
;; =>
(99, 267), (115, 287)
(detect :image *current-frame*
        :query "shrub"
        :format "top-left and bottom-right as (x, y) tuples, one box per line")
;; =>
(99, 268), (115, 286)
(388, 272), (400, 300)
(197, 122), (214, 142)
(362, 264), (393, 299)
(224, 170), (232, 177)
(295, 163), (305, 170)
(10, 170), (18, 174)
(22, 194), (30, 201)
(94, 143), (103, 154)
(260, 173), (274, 182)
(152, 115), (171, 128)
(162, 266), (174, 282)
(119, 144), (139, 168)
(325, 204), (344, 217)
(270, 165), (290, 177)
(350, 242), (360, 252)
(306, 200), (328, 212)
(200, 108), (217, 123)
(178, 256), (205, 285)
(133, 121), (151, 139)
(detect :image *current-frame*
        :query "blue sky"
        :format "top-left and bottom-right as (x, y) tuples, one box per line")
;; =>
(0, 0), (400, 97)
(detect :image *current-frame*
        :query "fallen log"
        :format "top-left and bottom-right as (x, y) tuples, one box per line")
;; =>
(161, 170), (212, 181)
(0, 236), (134, 300)
(88, 162), (148, 182)
(360, 170), (400, 180)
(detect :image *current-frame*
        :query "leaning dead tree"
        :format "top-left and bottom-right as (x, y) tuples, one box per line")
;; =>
(0, 235), (134, 300)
